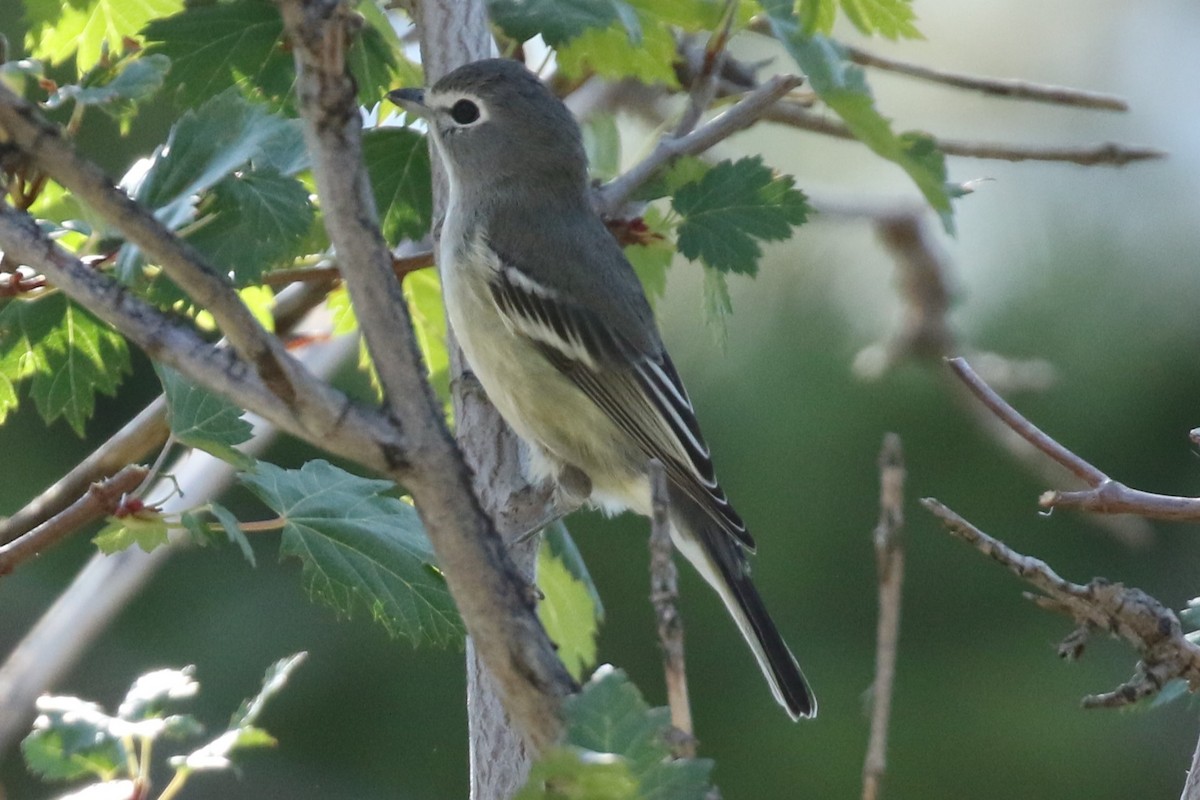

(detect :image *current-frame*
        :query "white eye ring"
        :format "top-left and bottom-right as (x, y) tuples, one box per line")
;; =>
(427, 90), (489, 128)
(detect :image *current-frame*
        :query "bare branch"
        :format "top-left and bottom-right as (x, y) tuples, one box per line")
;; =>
(672, 1), (739, 139)
(863, 434), (906, 800)
(0, 85), (313, 402)
(260, 251), (434, 288)
(923, 498), (1200, 708)
(648, 459), (695, 757)
(948, 357), (1200, 521)
(947, 357), (1106, 484)
(0, 400), (167, 546)
(280, 0), (573, 754)
(596, 74), (804, 216)
(761, 102), (1165, 165)
(844, 45), (1129, 111)
(1182, 724), (1200, 800)
(0, 465), (147, 576)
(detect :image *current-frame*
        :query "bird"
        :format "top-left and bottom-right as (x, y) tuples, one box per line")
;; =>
(389, 58), (815, 720)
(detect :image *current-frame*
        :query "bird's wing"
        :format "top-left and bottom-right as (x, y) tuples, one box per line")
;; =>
(489, 263), (754, 550)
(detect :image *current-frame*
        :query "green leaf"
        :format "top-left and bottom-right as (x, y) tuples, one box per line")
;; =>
(155, 364), (254, 467)
(582, 114), (622, 182)
(516, 748), (639, 800)
(170, 653), (303, 772)
(537, 537), (601, 681)
(624, 207), (674, 304)
(363, 127), (434, 244)
(210, 501), (257, 567)
(794, 0), (920, 37)
(326, 285), (381, 398)
(766, 16), (952, 231)
(241, 461), (464, 645)
(94, 511), (170, 554)
(0, 294), (131, 436)
(231, 652), (306, 727)
(542, 522), (604, 619)
(557, 21), (680, 87)
(672, 156), (810, 276)
(701, 265), (732, 340)
(22, 696), (127, 782)
(838, 0), (920, 39)
(488, 0), (641, 47)
(561, 668), (714, 800)
(45, 53), (171, 113)
(118, 90), (305, 281)
(141, 0), (293, 107)
(0, 373), (17, 427)
(117, 667), (199, 721)
(185, 168), (315, 286)
(24, 0), (184, 71)
(404, 269), (450, 403)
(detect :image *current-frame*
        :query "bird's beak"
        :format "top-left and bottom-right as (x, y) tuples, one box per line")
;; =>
(388, 87), (428, 117)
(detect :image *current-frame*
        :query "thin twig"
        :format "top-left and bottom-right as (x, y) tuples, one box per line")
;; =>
(0, 400), (168, 545)
(647, 459), (695, 757)
(0, 465), (147, 576)
(259, 251), (435, 288)
(672, 0), (739, 139)
(844, 45), (1129, 111)
(1182, 722), (1200, 800)
(596, 74), (804, 215)
(761, 102), (1165, 165)
(948, 357), (1200, 521)
(923, 498), (1200, 707)
(947, 357), (1105, 484)
(862, 434), (905, 800)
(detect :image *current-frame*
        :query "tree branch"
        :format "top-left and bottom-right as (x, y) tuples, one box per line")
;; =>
(0, 85), (314, 403)
(280, 0), (573, 756)
(947, 357), (1200, 521)
(0, 202), (409, 475)
(0, 465), (147, 576)
(0, 400), (167, 546)
(1182, 722), (1200, 800)
(596, 74), (804, 216)
(923, 497), (1200, 707)
(648, 460), (695, 757)
(761, 102), (1165, 165)
(862, 434), (905, 800)
(844, 45), (1129, 111)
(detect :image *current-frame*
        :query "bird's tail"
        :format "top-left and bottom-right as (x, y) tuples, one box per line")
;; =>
(667, 487), (816, 720)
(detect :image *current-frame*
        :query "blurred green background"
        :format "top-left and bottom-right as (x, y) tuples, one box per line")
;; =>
(4, 0), (1200, 798)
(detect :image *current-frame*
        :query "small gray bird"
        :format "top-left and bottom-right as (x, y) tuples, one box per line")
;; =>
(390, 58), (815, 720)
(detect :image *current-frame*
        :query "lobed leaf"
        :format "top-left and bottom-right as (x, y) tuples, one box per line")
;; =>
(671, 156), (810, 276)
(518, 668), (714, 799)
(362, 127), (434, 245)
(536, 536), (601, 681)
(156, 364), (254, 467)
(24, 0), (184, 72)
(241, 461), (464, 646)
(141, 0), (293, 107)
(488, 0), (641, 47)
(185, 168), (315, 286)
(0, 294), (131, 436)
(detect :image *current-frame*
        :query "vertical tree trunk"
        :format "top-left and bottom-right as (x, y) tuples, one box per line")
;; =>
(405, 2), (557, 795)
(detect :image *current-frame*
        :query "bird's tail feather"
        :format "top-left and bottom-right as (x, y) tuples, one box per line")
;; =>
(667, 489), (816, 720)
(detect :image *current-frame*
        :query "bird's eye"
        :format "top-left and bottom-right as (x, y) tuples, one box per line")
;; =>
(450, 99), (480, 125)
